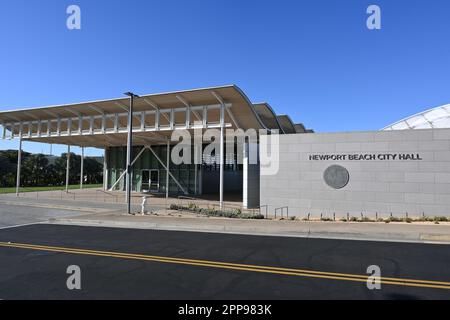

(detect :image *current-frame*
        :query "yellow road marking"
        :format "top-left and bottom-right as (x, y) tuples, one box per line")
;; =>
(0, 241), (449, 290)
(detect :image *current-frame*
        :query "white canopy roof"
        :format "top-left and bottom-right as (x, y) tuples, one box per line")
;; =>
(382, 104), (450, 130)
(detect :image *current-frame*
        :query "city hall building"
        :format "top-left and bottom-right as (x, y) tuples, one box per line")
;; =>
(1, 85), (450, 217)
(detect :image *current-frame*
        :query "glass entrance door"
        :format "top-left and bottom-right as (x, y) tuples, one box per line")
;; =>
(141, 170), (150, 193)
(150, 170), (159, 192)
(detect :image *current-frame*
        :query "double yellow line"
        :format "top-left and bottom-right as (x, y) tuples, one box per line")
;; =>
(1, 241), (450, 290)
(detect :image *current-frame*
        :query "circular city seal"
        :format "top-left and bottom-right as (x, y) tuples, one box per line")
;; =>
(323, 165), (349, 189)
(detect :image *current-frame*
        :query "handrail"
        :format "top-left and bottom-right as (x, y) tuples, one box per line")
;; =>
(274, 206), (289, 219)
(96, 189), (119, 202)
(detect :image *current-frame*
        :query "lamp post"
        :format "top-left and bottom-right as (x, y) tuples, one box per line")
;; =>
(124, 92), (139, 214)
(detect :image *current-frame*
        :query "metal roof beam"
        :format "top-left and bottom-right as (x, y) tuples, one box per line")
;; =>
(142, 98), (171, 122)
(212, 91), (240, 129)
(88, 104), (105, 115)
(176, 95), (202, 124)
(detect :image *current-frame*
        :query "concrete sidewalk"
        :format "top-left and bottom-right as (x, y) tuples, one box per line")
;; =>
(0, 194), (165, 214)
(50, 211), (450, 244)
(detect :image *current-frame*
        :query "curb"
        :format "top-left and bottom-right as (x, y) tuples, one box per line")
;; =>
(50, 218), (450, 245)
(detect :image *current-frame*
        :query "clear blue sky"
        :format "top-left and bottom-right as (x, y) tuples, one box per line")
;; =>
(1, 0), (449, 156)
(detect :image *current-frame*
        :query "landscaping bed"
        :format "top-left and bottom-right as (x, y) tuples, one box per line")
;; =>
(170, 204), (264, 219)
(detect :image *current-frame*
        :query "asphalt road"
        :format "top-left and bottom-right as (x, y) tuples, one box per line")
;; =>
(0, 223), (449, 299)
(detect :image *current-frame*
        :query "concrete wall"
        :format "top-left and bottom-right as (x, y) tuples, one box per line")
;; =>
(260, 129), (450, 218)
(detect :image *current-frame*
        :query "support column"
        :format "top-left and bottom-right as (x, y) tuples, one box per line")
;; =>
(219, 104), (225, 209)
(243, 142), (260, 209)
(194, 144), (199, 195)
(15, 137), (22, 196)
(103, 148), (108, 191)
(80, 147), (84, 189)
(166, 140), (170, 200)
(65, 145), (71, 193)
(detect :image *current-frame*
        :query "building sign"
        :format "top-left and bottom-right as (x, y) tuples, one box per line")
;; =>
(309, 153), (423, 161)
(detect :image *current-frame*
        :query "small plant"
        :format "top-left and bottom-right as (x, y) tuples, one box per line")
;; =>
(290, 216), (296, 221)
(188, 202), (197, 210)
(386, 216), (402, 223)
(349, 216), (358, 222)
(170, 203), (263, 219)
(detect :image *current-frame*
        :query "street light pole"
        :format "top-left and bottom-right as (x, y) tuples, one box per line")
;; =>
(124, 92), (139, 214)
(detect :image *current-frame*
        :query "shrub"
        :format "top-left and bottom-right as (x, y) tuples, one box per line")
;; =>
(386, 216), (402, 223)
(169, 204), (264, 220)
(188, 202), (197, 210)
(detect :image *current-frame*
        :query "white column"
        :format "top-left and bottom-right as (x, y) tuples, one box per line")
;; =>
(194, 144), (199, 195)
(80, 147), (84, 189)
(103, 148), (108, 190)
(219, 103), (225, 209)
(15, 137), (22, 196)
(243, 142), (260, 209)
(65, 145), (71, 192)
(126, 97), (134, 214)
(166, 140), (170, 199)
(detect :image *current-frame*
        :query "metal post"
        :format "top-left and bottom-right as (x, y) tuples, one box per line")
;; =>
(166, 140), (170, 200)
(80, 147), (84, 189)
(219, 103), (224, 209)
(124, 92), (138, 214)
(65, 145), (71, 193)
(126, 100), (133, 214)
(16, 137), (22, 196)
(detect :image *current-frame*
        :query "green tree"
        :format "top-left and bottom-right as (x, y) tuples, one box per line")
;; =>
(21, 154), (49, 186)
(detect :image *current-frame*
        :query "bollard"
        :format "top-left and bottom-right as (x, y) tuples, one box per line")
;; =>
(347, 212), (349, 222)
